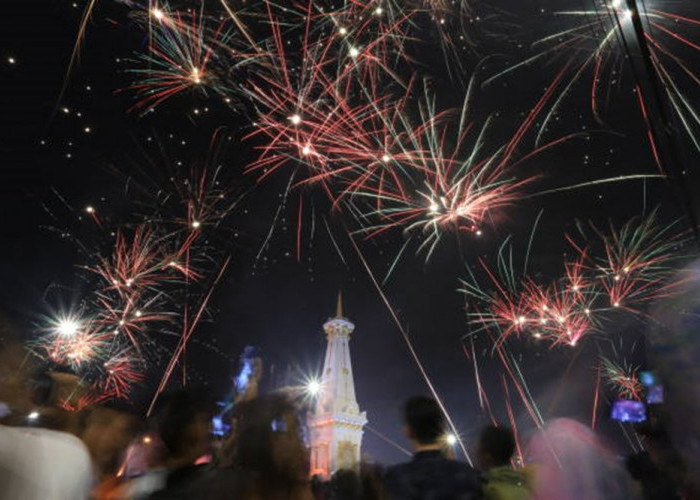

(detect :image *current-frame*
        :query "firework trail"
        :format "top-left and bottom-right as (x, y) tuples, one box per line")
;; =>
(148, 254), (231, 415)
(351, 0), (476, 79)
(484, 0), (700, 163)
(592, 362), (602, 428)
(346, 228), (473, 464)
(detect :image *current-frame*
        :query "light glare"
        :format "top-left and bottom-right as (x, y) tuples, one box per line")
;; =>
(307, 380), (321, 396)
(56, 318), (80, 337)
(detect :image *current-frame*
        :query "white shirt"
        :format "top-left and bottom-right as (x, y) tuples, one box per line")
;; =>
(0, 425), (94, 500)
(122, 469), (168, 500)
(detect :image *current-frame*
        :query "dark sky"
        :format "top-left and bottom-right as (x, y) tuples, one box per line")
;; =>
(1, 0), (699, 464)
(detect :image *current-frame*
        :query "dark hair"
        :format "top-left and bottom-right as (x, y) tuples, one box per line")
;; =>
(28, 370), (55, 406)
(231, 394), (301, 480)
(403, 396), (444, 445)
(332, 469), (362, 500)
(153, 388), (214, 456)
(478, 425), (515, 466)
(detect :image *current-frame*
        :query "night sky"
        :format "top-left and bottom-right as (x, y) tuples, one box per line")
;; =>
(2, 0), (700, 464)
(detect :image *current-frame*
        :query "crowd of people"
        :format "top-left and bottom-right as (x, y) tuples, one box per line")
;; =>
(0, 327), (698, 499)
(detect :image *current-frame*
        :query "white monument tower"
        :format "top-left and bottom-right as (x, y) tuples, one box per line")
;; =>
(309, 292), (367, 477)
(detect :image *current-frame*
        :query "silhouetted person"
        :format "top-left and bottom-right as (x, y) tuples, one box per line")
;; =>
(332, 469), (362, 500)
(220, 393), (313, 500)
(626, 425), (683, 500)
(476, 425), (530, 500)
(82, 406), (141, 475)
(626, 451), (679, 500)
(143, 389), (215, 500)
(80, 406), (142, 499)
(384, 396), (480, 499)
(360, 463), (386, 500)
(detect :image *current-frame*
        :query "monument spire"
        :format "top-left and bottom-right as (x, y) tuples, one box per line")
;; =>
(335, 290), (343, 318)
(308, 293), (367, 478)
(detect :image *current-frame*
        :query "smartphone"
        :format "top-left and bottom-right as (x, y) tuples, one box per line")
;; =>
(611, 399), (646, 423)
(639, 371), (664, 404)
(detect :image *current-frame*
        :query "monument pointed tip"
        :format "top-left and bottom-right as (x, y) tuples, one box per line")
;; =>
(335, 290), (343, 318)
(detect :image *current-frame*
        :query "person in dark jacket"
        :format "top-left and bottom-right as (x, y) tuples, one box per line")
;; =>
(144, 389), (215, 500)
(383, 396), (481, 499)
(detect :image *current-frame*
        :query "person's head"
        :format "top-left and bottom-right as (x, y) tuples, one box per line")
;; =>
(230, 393), (308, 484)
(0, 314), (39, 421)
(332, 469), (362, 500)
(477, 425), (515, 470)
(359, 463), (385, 500)
(153, 389), (214, 466)
(402, 396), (444, 447)
(80, 406), (142, 476)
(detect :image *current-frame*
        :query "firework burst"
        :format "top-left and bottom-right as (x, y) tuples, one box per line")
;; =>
(462, 211), (686, 349)
(601, 356), (642, 400)
(125, 4), (256, 113)
(32, 136), (242, 405)
(484, 0), (700, 162)
(572, 209), (687, 310)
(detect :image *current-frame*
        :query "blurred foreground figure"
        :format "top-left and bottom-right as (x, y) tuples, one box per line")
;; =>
(648, 260), (700, 495)
(384, 396), (481, 499)
(81, 406), (141, 499)
(0, 318), (93, 500)
(141, 389), (214, 499)
(221, 393), (313, 499)
(527, 418), (635, 500)
(330, 464), (385, 500)
(477, 425), (531, 500)
(0, 424), (94, 500)
(625, 426), (681, 500)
